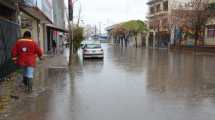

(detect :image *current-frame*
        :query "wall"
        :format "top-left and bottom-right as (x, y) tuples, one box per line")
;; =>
(52, 0), (65, 29)
(20, 12), (39, 43)
(37, 0), (53, 22)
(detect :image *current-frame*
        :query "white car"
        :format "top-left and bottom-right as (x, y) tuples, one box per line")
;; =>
(83, 43), (104, 59)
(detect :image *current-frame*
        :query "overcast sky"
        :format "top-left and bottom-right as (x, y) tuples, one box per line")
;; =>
(65, 0), (148, 31)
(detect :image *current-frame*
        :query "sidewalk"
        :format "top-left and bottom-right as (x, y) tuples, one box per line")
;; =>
(0, 54), (68, 119)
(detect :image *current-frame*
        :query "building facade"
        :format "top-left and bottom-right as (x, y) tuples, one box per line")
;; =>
(147, 0), (214, 48)
(19, 0), (67, 54)
(19, 0), (53, 54)
(147, 0), (170, 48)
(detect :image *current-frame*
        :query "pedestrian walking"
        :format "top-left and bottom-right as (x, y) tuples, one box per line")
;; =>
(52, 39), (57, 54)
(11, 31), (43, 92)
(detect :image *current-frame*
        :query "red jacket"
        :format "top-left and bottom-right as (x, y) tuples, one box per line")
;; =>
(12, 39), (43, 67)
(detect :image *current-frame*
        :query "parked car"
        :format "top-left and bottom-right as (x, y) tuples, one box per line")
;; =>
(83, 42), (104, 59)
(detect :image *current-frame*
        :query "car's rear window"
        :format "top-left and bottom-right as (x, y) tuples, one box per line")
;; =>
(85, 44), (101, 49)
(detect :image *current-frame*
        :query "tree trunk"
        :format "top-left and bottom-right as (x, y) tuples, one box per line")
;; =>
(135, 35), (137, 48)
(121, 37), (124, 47)
(125, 37), (128, 48)
(194, 24), (200, 51)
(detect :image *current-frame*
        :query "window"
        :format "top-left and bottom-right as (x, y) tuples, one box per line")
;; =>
(163, 1), (168, 11)
(156, 4), (161, 12)
(150, 7), (155, 14)
(85, 44), (101, 49)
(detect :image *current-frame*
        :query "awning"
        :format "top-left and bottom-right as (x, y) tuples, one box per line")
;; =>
(46, 24), (68, 33)
(20, 6), (52, 24)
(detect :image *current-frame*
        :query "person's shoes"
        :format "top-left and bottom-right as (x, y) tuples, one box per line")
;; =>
(23, 77), (28, 86)
(25, 78), (33, 93)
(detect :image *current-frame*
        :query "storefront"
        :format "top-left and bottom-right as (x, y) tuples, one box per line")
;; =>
(46, 24), (68, 54)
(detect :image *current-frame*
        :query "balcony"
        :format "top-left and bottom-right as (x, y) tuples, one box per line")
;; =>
(147, 10), (168, 19)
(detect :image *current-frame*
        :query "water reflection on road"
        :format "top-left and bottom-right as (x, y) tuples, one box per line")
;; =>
(4, 44), (215, 120)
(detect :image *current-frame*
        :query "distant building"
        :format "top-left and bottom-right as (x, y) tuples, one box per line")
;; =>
(19, 0), (54, 54)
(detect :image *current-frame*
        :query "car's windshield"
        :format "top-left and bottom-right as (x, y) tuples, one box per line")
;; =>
(85, 44), (101, 49)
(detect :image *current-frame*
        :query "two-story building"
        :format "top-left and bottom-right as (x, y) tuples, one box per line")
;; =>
(147, 0), (170, 48)
(147, 0), (202, 48)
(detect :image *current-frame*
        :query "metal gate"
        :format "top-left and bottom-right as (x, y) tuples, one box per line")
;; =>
(0, 19), (20, 80)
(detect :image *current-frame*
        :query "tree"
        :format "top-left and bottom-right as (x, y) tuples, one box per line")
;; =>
(73, 26), (84, 52)
(111, 20), (149, 48)
(112, 24), (128, 47)
(121, 20), (149, 48)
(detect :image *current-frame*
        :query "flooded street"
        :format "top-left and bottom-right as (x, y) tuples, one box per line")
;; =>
(3, 44), (215, 120)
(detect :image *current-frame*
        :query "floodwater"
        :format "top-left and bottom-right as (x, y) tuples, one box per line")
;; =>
(2, 44), (215, 120)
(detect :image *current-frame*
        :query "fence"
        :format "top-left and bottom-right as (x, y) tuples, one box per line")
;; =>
(0, 19), (20, 80)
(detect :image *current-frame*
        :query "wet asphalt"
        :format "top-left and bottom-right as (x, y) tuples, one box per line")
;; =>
(2, 44), (215, 120)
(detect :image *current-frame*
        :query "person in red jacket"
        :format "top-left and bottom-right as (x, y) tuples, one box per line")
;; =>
(12, 31), (43, 91)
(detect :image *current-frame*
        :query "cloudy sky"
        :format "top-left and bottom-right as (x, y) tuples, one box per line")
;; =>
(67, 0), (148, 30)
